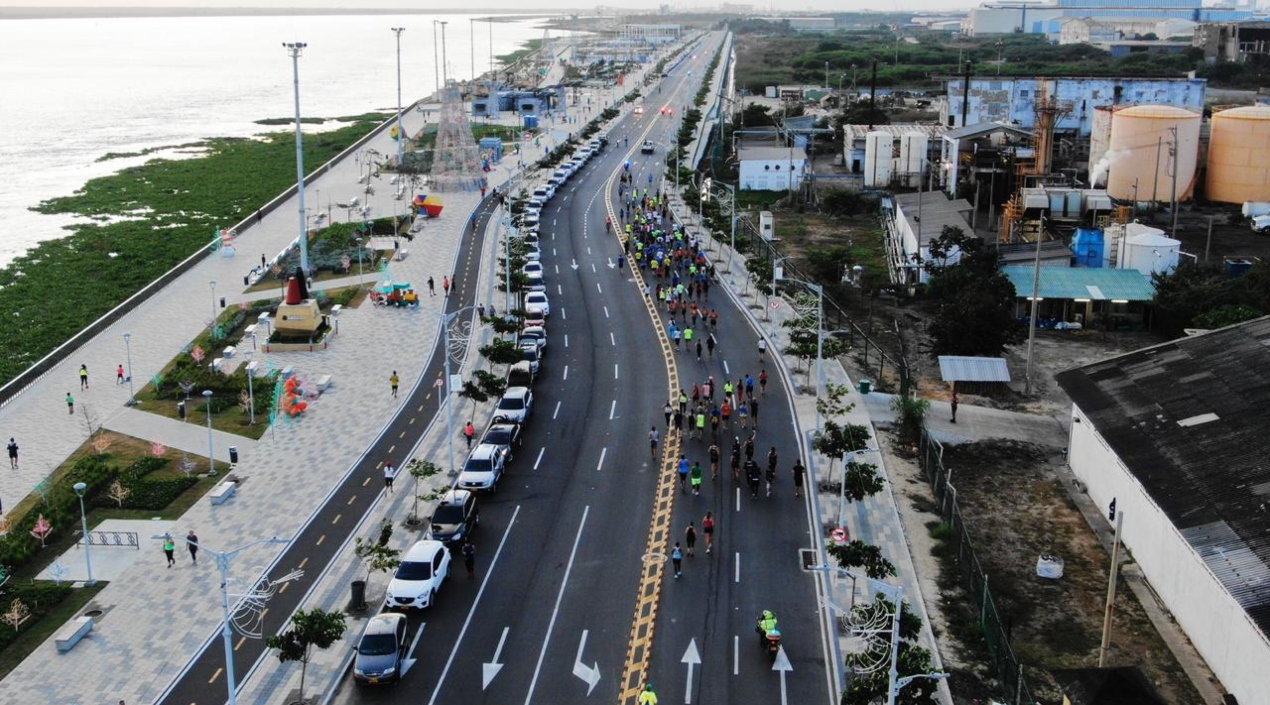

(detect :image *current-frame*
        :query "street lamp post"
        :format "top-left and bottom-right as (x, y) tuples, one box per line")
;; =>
(123, 332), (136, 406)
(392, 28), (406, 168)
(769, 256), (790, 331)
(243, 351), (256, 425)
(283, 42), (311, 276)
(203, 390), (216, 475)
(209, 280), (218, 338)
(72, 482), (95, 586)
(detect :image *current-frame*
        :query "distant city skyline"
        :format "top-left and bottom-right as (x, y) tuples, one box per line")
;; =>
(0, 0), (982, 15)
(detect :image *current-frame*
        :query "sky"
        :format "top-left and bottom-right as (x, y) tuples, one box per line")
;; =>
(0, 1), (980, 14)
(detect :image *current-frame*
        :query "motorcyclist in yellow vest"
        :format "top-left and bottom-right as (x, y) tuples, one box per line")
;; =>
(757, 609), (778, 638)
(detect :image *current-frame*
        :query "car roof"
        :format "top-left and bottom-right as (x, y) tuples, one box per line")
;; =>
(469, 443), (501, 459)
(439, 488), (474, 505)
(403, 539), (445, 560)
(505, 386), (531, 396)
(365, 612), (406, 633)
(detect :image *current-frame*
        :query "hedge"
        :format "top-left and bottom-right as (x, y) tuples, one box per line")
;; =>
(0, 583), (75, 651)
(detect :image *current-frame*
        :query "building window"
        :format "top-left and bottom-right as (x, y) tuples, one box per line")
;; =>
(775, 164), (781, 170)
(1019, 90), (1029, 98)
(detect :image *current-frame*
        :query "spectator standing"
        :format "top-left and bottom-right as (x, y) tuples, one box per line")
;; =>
(187, 531), (199, 564)
(6, 438), (17, 469)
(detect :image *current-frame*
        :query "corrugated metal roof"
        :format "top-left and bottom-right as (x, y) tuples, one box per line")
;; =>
(942, 121), (1034, 141)
(1001, 265), (1156, 302)
(1055, 316), (1270, 643)
(938, 356), (1012, 382)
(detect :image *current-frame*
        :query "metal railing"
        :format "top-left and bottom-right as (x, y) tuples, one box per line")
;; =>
(76, 530), (140, 550)
(918, 429), (1037, 705)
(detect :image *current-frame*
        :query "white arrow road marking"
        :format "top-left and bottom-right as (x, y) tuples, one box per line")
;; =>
(573, 630), (602, 696)
(681, 638), (702, 704)
(482, 627), (509, 689)
(524, 508), (592, 704)
(607, 258), (616, 269)
(571, 259), (580, 270)
(773, 646), (793, 705)
(401, 622), (426, 676)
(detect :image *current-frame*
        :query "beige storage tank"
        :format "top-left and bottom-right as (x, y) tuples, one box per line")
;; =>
(1105, 105), (1201, 203)
(1206, 106), (1270, 204)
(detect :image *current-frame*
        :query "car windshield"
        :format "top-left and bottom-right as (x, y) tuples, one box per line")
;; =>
(499, 396), (525, 410)
(395, 560), (433, 581)
(433, 505), (466, 524)
(486, 427), (511, 443)
(465, 458), (492, 473)
(359, 632), (398, 656)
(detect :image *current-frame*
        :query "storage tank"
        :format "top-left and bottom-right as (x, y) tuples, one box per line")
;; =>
(864, 132), (894, 189)
(1119, 226), (1180, 277)
(1206, 106), (1270, 204)
(1105, 105), (1201, 203)
(899, 132), (928, 189)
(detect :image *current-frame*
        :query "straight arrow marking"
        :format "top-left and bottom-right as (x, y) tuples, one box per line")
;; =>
(682, 638), (701, 704)
(773, 646), (793, 705)
(482, 627), (509, 689)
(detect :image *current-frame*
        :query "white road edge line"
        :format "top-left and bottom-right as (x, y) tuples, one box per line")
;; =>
(597, 282), (603, 294)
(733, 635), (739, 675)
(425, 505), (523, 705)
(565, 334), (569, 348)
(723, 360), (730, 375)
(604, 306), (610, 318)
(735, 486), (741, 513)
(610, 332), (616, 346)
(563, 365), (569, 381)
(522, 506), (591, 705)
(614, 363), (619, 380)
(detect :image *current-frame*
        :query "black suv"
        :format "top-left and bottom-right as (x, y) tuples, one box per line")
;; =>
(482, 422), (523, 461)
(427, 489), (479, 547)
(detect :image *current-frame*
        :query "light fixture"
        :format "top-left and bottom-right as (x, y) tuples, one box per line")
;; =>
(1111, 299), (1129, 304)
(1074, 298), (1091, 303)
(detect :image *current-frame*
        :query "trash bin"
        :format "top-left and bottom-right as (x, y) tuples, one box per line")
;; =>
(350, 580), (367, 610)
(859, 380), (872, 395)
(220, 296), (226, 308)
(177, 401), (186, 420)
(228, 446), (239, 465)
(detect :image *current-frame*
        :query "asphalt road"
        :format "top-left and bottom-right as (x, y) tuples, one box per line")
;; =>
(335, 32), (833, 705)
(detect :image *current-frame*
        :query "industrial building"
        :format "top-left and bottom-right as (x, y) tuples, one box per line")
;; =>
(1194, 20), (1270, 63)
(738, 146), (809, 192)
(1056, 317), (1270, 704)
(882, 191), (975, 285)
(965, 0), (1256, 38)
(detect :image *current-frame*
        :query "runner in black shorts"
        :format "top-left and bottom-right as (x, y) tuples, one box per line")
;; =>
(649, 426), (659, 459)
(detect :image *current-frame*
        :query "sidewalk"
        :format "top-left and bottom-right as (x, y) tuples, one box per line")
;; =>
(0, 97), (579, 703)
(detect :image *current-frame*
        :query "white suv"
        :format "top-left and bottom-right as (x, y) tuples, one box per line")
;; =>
(494, 387), (534, 424)
(459, 443), (509, 492)
(384, 540), (451, 610)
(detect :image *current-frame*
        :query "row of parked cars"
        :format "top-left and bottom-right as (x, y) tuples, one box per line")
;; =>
(353, 130), (581, 688)
(520, 135), (608, 233)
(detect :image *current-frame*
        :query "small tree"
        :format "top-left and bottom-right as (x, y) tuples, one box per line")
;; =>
(924, 225), (1024, 356)
(458, 381), (489, 419)
(827, 540), (896, 580)
(406, 459), (442, 525)
(891, 395), (930, 446)
(475, 369), (506, 402)
(265, 608), (347, 703)
(107, 480), (131, 508)
(354, 520), (401, 584)
(1, 598), (30, 632)
(480, 338), (525, 368)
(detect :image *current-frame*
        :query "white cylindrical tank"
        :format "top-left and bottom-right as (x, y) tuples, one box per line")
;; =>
(899, 132), (928, 188)
(1106, 105), (1201, 203)
(1206, 106), (1270, 204)
(1120, 227), (1181, 277)
(864, 132), (894, 188)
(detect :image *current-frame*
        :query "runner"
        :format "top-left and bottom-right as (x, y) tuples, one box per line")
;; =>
(649, 426), (660, 459)
(702, 511), (715, 553)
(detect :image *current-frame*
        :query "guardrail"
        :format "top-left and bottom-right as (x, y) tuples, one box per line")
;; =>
(0, 105), (415, 411)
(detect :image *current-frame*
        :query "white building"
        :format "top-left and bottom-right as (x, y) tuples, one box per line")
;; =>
(883, 192), (975, 285)
(1056, 318), (1270, 705)
(940, 76), (1206, 136)
(738, 146), (808, 192)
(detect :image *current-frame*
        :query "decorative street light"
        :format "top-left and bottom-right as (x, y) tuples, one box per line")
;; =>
(123, 332), (136, 406)
(283, 41), (312, 276)
(209, 280), (218, 338)
(243, 351), (256, 425)
(391, 28), (406, 168)
(437, 305), (478, 480)
(72, 482), (95, 587)
(203, 390), (216, 475)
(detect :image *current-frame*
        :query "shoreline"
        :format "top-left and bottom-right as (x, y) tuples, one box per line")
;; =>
(0, 7), (566, 20)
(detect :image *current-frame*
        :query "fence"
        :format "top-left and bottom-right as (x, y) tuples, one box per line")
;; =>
(918, 429), (1037, 705)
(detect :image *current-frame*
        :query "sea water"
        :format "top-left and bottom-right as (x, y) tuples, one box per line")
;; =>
(0, 12), (560, 268)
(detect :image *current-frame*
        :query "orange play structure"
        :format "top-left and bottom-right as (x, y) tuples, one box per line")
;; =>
(280, 376), (308, 418)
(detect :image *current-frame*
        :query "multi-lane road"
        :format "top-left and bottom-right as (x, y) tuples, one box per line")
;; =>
(163, 32), (837, 705)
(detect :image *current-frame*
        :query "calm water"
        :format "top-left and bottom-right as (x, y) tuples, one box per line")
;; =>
(0, 13), (559, 268)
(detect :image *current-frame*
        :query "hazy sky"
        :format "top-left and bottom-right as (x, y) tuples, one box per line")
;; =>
(0, 1), (979, 14)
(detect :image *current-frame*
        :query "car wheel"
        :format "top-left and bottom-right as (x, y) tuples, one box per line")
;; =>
(430, 588), (437, 606)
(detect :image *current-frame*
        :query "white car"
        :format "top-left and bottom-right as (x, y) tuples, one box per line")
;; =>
(384, 540), (451, 610)
(458, 443), (508, 492)
(521, 212), (540, 231)
(523, 243), (542, 261)
(525, 290), (550, 315)
(494, 387), (534, 424)
(522, 261), (544, 283)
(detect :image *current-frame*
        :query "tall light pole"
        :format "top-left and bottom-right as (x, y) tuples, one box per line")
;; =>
(209, 280), (218, 338)
(72, 482), (95, 586)
(392, 28), (406, 168)
(123, 332), (136, 406)
(243, 351), (256, 425)
(470, 18), (475, 81)
(439, 20), (450, 87)
(203, 390), (215, 475)
(283, 42), (311, 276)
(432, 21), (441, 97)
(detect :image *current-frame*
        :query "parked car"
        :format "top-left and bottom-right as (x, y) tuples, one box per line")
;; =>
(353, 612), (408, 684)
(523, 309), (546, 329)
(522, 260), (544, 280)
(459, 444), (508, 492)
(519, 341), (542, 375)
(519, 326), (546, 350)
(384, 540), (451, 610)
(506, 360), (535, 388)
(525, 291), (550, 315)
(427, 489), (478, 546)
(634, 105), (645, 115)
(481, 422), (523, 460)
(494, 387), (534, 424)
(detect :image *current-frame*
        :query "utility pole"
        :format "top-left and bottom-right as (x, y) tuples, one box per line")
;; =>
(1169, 126), (1180, 236)
(1024, 216), (1045, 396)
(1098, 510), (1125, 667)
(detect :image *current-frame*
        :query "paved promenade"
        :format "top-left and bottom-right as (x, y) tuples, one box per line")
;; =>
(0, 83), (595, 702)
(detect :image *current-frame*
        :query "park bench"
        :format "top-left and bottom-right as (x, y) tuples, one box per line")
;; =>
(315, 375), (333, 392)
(55, 616), (94, 653)
(222, 345), (236, 359)
(209, 480), (237, 506)
(330, 304), (343, 316)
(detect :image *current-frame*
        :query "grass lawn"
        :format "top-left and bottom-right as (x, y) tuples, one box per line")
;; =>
(0, 584), (105, 680)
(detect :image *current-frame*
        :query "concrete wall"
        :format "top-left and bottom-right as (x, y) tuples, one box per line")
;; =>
(739, 157), (806, 191)
(1067, 404), (1270, 705)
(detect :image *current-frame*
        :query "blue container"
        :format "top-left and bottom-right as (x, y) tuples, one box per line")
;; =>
(524, 115), (539, 129)
(1072, 227), (1104, 268)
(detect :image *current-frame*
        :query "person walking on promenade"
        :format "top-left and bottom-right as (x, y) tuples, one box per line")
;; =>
(463, 540), (476, 578)
(428, 277), (436, 296)
(685, 523), (697, 557)
(702, 512), (715, 553)
(792, 458), (806, 498)
(66, 392), (74, 415)
(443, 276), (451, 296)
(163, 535), (176, 568)
(79, 364), (89, 390)
(671, 542), (683, 579)
(7, 438), (18, 469)
(383, 462), (396, 492)
(464, 422), (476, 448)
(117, 364), (125, 385)
(390, 371), (399, 398)
(187, 531), (199, 564)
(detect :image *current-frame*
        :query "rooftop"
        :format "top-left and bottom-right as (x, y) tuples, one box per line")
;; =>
(1055, 315), (1270, 642)
(942, 121), (1034, 141)
(1000, 265), (1156, 302)
(938, 356), (1011, 383)
(843, 122), (948, 143)
(892, 192), (974, 246)
(738, 146), (809, 162)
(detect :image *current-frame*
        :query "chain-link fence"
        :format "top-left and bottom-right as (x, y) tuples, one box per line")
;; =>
(919, 429), (1038, 705)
